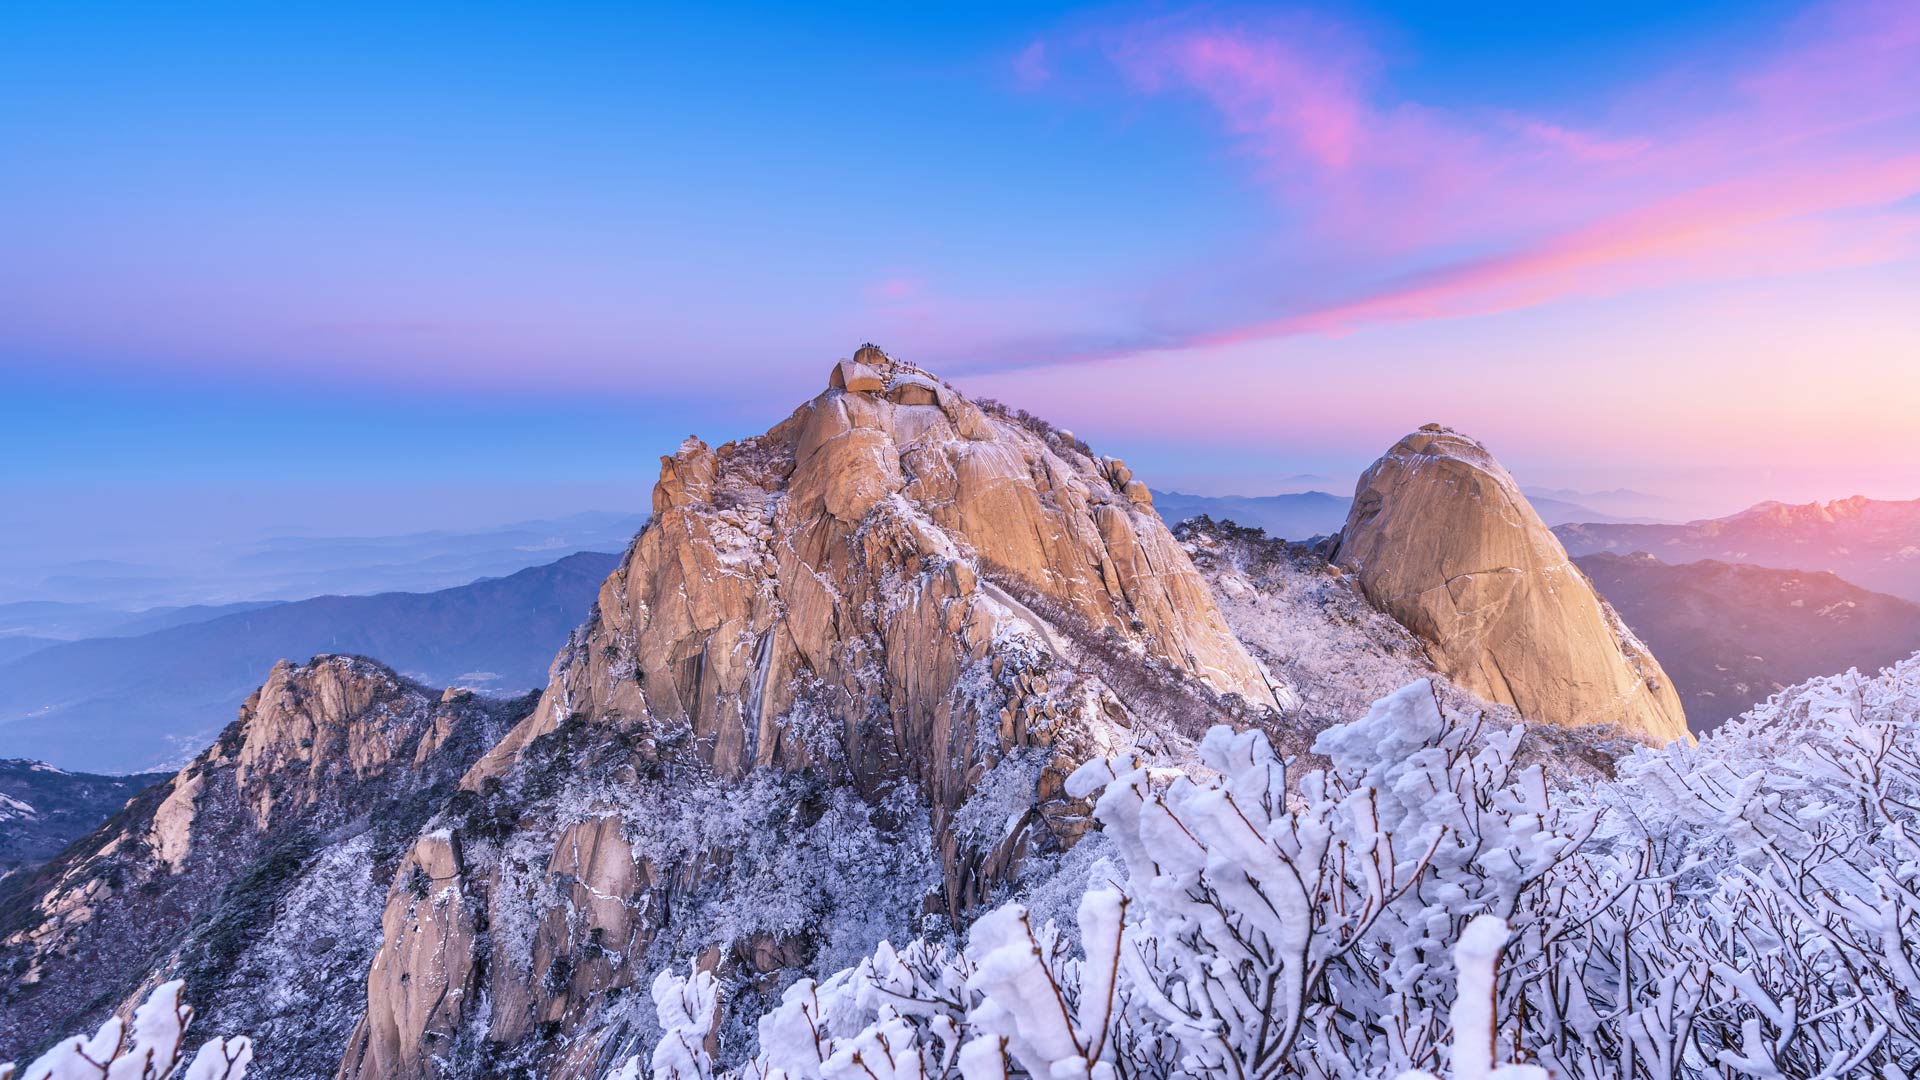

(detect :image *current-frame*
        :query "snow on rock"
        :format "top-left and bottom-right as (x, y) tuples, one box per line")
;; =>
(1175, 519), (1490, 757)
(612, 651), (1920, 1080)
(341, 347), (1280, 1080)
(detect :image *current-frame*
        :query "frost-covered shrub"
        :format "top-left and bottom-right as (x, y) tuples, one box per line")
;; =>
(1050, 679), (1583, 1079)
(618, 679), (1577, 1079)
(607, 966), (721, 1080)
(1396, 916), (1544, 1080)
(3, 981), (251, 1080)
(1534, 657), (1920, 1077)
(623, 656), (1920, 1080)
(614, 771), (939, 975)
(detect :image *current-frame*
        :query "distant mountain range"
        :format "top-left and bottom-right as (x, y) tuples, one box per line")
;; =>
(1152, 487), (1640, 540)
(0, 550), (620, 772)
(1150, 490), (1353, 539)
(1522, 486), (1689, 522)
(0, 599), (282, 646)
(1577, 552), (1920, 729)
(1558, 496), (1920, 601)
(0, 511), (647, 611)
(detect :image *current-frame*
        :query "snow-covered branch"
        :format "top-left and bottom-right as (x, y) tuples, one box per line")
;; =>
(2, 981), (251, 1080)
(619, 656), (1920, 1080)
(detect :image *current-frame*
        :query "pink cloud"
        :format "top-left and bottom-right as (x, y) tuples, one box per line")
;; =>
(864, 276), (924, 301)
(1226, 152), (1920, 343)
(1508, 118), (1650, 163)
(1003, 0), (1920, 366)
(1114, 25), (1370, 171)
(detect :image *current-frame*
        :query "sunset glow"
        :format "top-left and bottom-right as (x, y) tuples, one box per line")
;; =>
(4, 0), (1918, 533)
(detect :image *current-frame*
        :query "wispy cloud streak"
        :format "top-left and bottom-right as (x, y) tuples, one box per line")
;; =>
(976, 0), (1920, 371)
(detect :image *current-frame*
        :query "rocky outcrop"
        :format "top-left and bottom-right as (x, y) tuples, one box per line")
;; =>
(1329, 426), (1688, 743)
(339, 347), (1276, 1080)
(0, 656), (522, 1078)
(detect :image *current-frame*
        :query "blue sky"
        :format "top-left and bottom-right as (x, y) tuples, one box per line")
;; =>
(4, 0), (1918, 559)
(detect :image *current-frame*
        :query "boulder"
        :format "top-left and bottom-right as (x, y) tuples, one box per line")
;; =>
(887, 372), (944, 407)
(829, 359), (885, 393)
(1331, 426), (1689, 743)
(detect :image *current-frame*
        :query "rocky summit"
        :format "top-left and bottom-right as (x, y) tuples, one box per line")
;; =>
(1329, 425), (1689, 744)
(338, 347), (1280, 1080)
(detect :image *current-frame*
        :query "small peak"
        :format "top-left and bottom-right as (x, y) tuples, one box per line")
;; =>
(1387, 425), (1508, 480)
(828, 344), (961, 410)
(654, 436), (718, 513)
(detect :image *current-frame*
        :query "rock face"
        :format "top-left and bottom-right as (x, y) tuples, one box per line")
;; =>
(0, 656), (522, 1077)
(1329, 426), (1688, 743)
(338, 348), (1276, 1080)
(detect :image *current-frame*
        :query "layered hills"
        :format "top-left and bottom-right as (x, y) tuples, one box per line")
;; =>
(1557, 495), (1920, 601)
(1576, 551), (1920, 727)
(0, 551), (619, 772)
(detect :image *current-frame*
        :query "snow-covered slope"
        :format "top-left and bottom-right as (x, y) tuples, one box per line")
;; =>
(1175, 518), (1450, 749)
(573, 651), (1920, 1080)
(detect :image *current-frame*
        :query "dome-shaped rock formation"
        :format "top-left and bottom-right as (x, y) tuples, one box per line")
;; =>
(1329, 425), (1688, 744)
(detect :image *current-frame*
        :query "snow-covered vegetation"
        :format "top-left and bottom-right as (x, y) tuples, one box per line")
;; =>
(617, 655), (1920, 1079)
(1173, 519), (1494, 756)
(23, 657), (1920, 1078)
(2, 982), (250, 1080)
